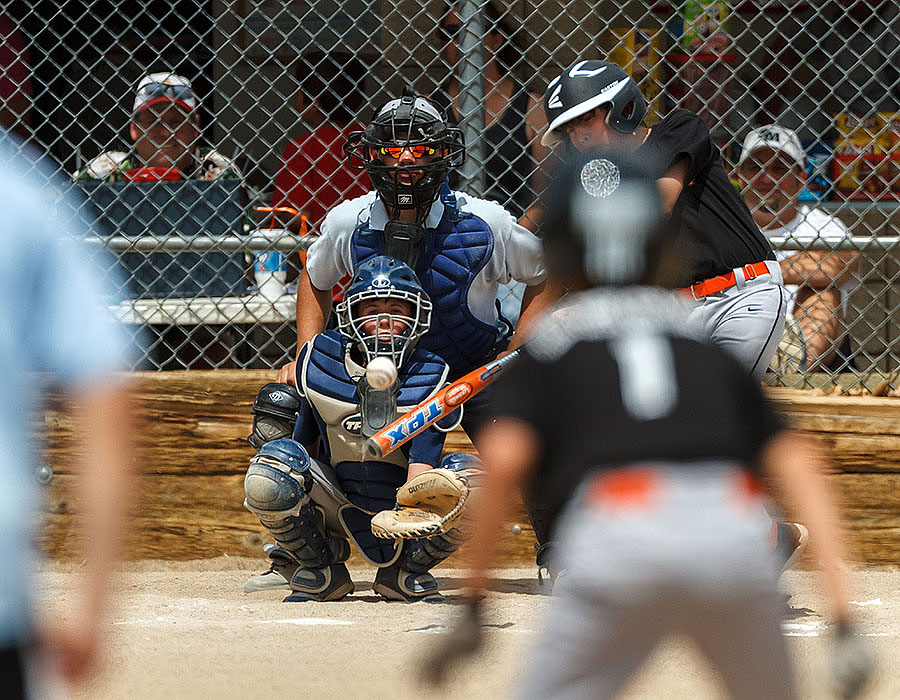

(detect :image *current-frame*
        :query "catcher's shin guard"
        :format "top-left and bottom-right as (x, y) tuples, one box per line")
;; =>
(392, 452), (483, 573)
(283, 563), (355, 603)
(399, 528), (468, 574)
(244, 439), (338, 569)
(373, 559), (444, 603)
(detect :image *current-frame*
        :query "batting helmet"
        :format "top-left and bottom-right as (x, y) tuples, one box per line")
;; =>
(541, 150), (675, 288)
(336, 256), (433, 368)
(345, 89), (465, 214)
(541, 60), (647, 146)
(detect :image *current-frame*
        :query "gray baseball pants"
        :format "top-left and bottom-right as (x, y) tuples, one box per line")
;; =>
(513, 464), (798, 700)
(686, 260), (789, 382)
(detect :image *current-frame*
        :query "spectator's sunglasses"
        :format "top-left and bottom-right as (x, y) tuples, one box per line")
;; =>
(379, 145), (436, 158)
(136, 82), (196, 103)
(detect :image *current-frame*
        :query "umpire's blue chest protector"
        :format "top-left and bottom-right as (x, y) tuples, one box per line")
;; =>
(350, 183), (509, 377)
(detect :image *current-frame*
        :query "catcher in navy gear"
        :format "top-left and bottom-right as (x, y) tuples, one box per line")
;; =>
(425, 151), (873, 700)
(274, 90), (554, 573)
(541, 59), (787, 383)
(245, 256), (481, 602)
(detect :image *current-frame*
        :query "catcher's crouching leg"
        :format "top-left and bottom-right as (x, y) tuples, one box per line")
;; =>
(373, 454), (482, 603)
(244, 438), (353, 602)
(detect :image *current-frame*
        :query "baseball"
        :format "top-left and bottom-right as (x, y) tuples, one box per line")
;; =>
(511, 524), (522, 535)
(366, 356), (398, 390)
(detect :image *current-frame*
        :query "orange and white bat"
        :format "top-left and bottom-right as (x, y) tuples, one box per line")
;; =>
(365, 349), (523, 459)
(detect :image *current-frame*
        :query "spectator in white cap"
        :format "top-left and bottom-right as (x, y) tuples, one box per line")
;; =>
(737, 125), (859, 371)
(75, 71), (240, 182)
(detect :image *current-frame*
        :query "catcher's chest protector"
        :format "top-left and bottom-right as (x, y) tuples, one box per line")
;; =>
(300, 331), (448, 467)
(350, 190), (505, 377)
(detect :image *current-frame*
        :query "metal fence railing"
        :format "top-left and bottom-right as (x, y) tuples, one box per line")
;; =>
(3, 1), (900, 384)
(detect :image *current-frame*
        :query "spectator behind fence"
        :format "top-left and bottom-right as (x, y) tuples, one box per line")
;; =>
(271, 51), (371, 300)
(74, 71), (240, 183)
(0, 13), (32, 141)
(432, 1), (552, 228)
(272, 51), (370, 232)
(74, 71), (247, 369)
(0, 131), (135, 697)
(737, 126), (859, 371)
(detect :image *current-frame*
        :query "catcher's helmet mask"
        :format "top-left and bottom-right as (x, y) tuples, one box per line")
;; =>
(336, 255), (433, 369)
(345, 88), (465, 221)
(541, 60), (648, 146)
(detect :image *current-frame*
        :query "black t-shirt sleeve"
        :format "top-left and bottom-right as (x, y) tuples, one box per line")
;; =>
(645, 110), (712, 182)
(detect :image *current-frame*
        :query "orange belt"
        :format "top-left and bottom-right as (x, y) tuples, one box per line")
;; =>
(679, 261), (771, 300)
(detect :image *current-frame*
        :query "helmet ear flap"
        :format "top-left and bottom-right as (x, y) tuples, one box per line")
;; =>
(604, 81), (647, 135)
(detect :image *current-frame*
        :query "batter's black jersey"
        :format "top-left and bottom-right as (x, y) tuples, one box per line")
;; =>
(635, 110), (774, 284)
(494, 287), (785, 537)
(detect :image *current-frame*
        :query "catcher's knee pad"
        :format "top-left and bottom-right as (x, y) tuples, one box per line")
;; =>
(439, 453), (484, 493)
(248, 383), (302, 449)
(244, 438), (336, 569)
(335, 460), (407, 513)
(439, 452), (483, 475)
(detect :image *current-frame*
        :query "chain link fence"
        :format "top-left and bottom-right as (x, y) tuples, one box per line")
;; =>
(3, 0), (899, 384)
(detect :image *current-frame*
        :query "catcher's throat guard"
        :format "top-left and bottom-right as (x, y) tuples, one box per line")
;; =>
(359, 377), (399, 438)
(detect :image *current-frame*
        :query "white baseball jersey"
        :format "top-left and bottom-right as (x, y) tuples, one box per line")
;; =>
(305, 190), (546, 325)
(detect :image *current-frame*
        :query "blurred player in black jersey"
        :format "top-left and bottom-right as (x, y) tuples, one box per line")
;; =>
(423, 152), (873, 700)
(536, 59), (807, 575)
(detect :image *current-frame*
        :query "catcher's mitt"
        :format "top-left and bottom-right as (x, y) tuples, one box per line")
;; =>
(371, 468), (472, 540)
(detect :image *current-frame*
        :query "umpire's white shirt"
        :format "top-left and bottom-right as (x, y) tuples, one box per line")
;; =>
(306, 190), (546, 324)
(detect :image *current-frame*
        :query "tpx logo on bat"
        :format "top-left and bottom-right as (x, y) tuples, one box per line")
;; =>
(365, 350), (522, 459)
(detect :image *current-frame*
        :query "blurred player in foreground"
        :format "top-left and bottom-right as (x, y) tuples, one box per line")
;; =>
(0, 135), (134, 697)
(425, 152), (873, 699)
(244, 256), (480, 602)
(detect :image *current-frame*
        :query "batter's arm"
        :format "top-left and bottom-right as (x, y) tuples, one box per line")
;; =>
(657, 156), (691, 217)
(507, 281), (556, 352)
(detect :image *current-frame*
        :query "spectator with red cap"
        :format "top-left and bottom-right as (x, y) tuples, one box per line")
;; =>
(75, 71), (240, 182)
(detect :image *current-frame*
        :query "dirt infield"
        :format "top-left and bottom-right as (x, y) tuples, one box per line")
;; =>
(35, 559), (900, 700)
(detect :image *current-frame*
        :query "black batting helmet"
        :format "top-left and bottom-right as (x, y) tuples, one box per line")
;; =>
(541, 150), (675, 288)
(541, 60), (647, 146)
(345, 89), (465, 213)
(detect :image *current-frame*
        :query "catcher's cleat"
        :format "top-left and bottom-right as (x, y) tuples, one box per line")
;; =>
(775, 521), (809, 575)
(244, 544), (297, 593)
(373, 564), (445, 603)
(283, 563), (354, 602)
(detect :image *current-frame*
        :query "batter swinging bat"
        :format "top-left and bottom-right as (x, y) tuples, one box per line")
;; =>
(365, 349), (523, 459)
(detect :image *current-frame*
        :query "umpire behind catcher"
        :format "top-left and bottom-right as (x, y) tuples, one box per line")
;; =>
(426, 152), (873, 700)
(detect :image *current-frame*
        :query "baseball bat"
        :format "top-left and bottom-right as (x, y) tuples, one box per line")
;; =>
(365, 348), (523, 459)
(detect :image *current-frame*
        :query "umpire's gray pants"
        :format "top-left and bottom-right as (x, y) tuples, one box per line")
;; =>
(687, 260), (789, 382)
(513, 464), (797, 700)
